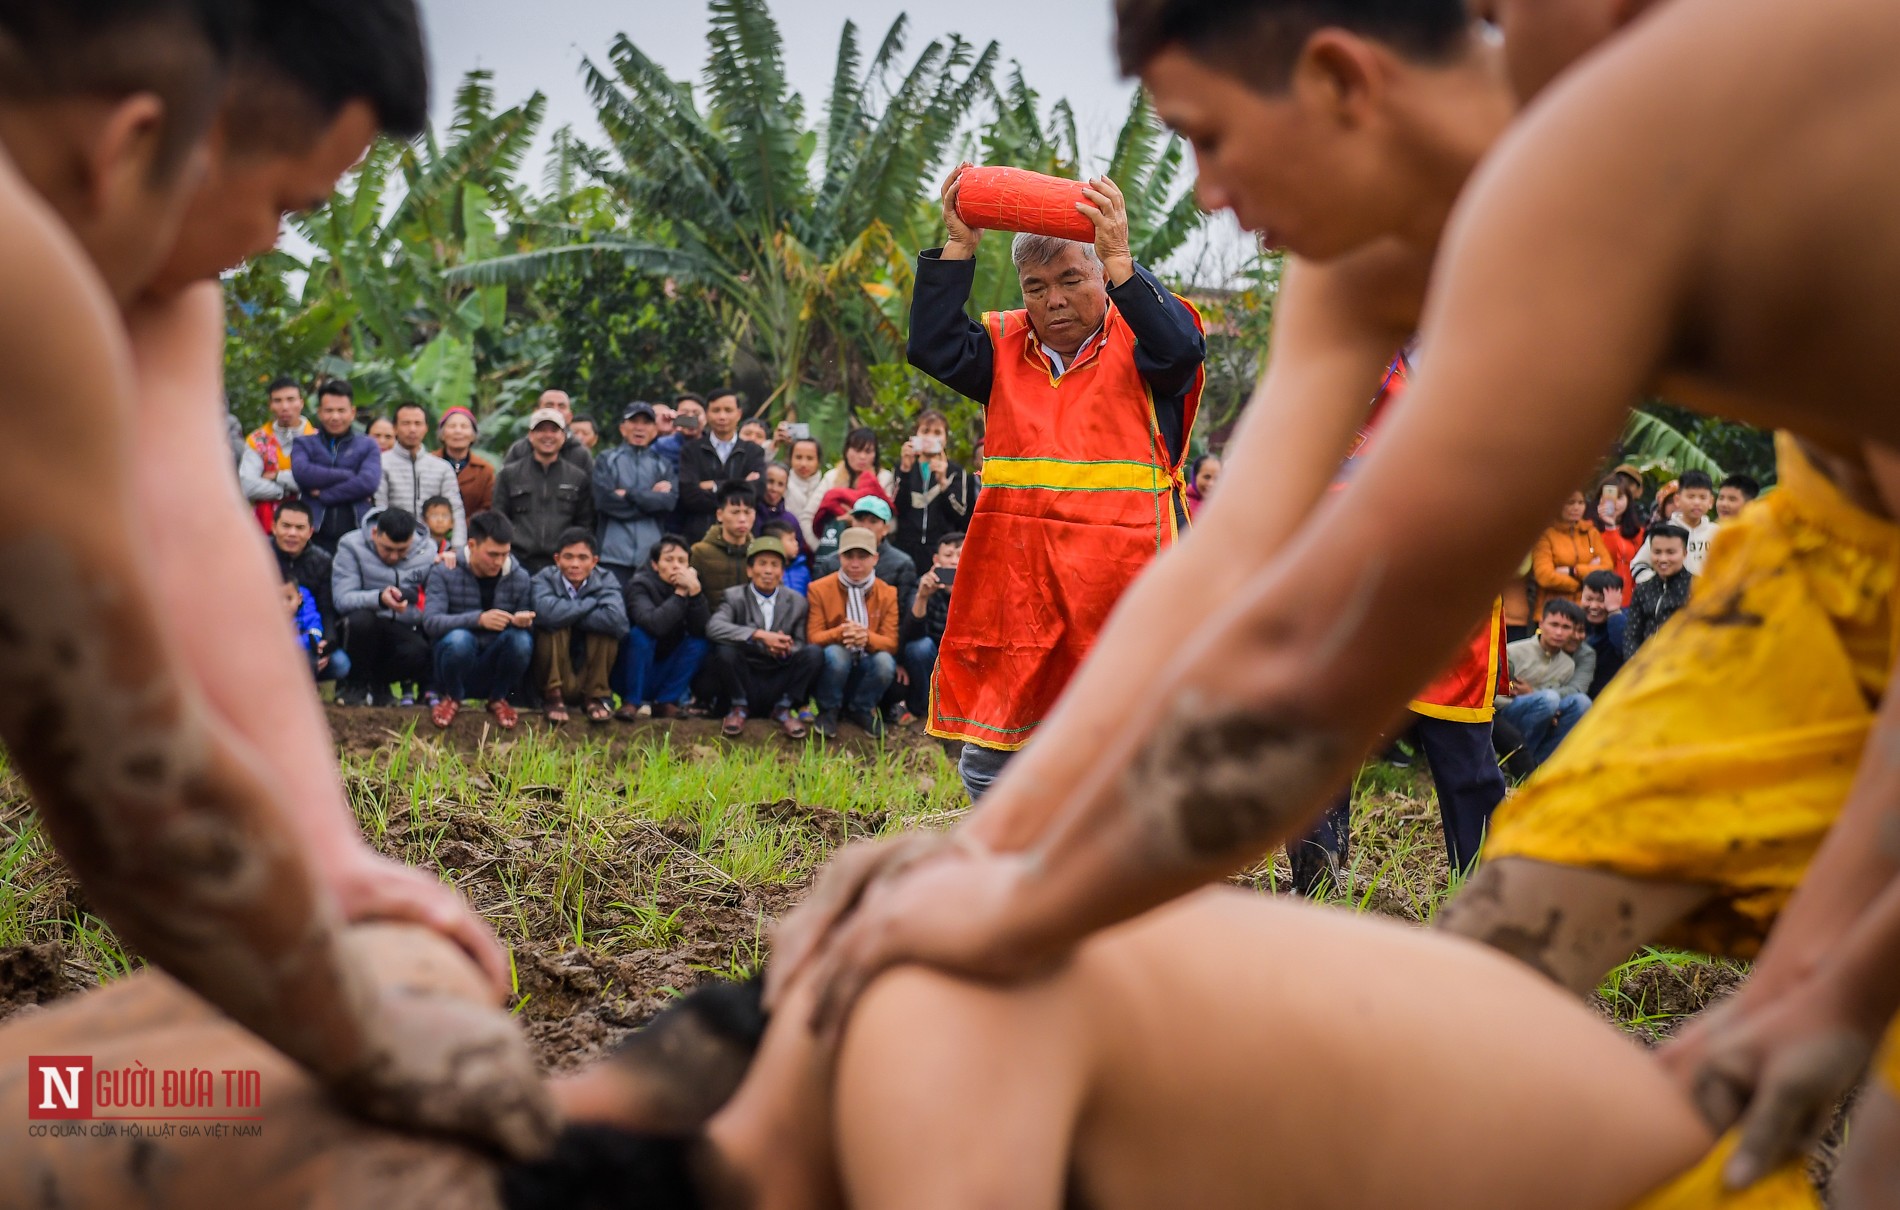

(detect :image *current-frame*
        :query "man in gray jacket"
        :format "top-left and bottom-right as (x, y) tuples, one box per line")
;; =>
(594, 401), (677, 581)
(530, 528), (629, 724)
(422, 511), (536, 731)
(331, 508), (437, 706)
(376, 401), (466, 546)
(705, 536), (819, 739)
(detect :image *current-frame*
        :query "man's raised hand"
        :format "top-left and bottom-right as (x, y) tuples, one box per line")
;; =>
(940, 162), (982, 261)
(1078, 176), (1134, 286)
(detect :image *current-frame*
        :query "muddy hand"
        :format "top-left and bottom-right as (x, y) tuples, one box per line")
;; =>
(766, 831), (951, 1011)
(335, 990), (559, 1160)
(805, 845), (1063, 1048)
(1681, 979), (1876, 1190)
(332, 849), (512, 1002)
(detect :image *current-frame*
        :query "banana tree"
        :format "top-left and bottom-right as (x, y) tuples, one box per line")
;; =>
(451, 0), (998, 455)
(294, 71), (553, 418)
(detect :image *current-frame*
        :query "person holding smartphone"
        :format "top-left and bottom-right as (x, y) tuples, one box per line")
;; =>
(893, 408), (977, 572)
(330, 508), (437, 706)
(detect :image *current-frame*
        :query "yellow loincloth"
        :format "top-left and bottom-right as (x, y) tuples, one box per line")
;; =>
(1628, 1135), (1818, 1210)
(1484, 434), (1900, 956)
(1879, 1016), (1900, 1099)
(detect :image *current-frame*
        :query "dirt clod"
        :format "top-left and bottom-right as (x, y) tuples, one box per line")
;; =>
(0, 942), (70, 1022)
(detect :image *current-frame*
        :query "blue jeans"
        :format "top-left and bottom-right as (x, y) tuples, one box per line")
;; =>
(902, 636), (938, 717)
(616, 629), (709, 706)
(958, 743), (1015, 802)
(310, 647), (350, 684)
(816, 646), (896, 715)
(1496, 690), (1591, 768)
(432, 627), (533, 703)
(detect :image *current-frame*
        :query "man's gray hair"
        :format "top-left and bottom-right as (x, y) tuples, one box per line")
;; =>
(1011, 232), (1101, 275)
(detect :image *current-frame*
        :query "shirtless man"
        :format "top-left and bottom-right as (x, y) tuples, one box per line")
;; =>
(777, 0), (1900, 1193)
(0, 895), (1818, 1209)
(0, 1), (549, 1156)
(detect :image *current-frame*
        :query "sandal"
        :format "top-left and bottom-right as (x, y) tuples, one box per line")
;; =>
(545, 690), (569, 726)
(586, 699), (614, 724)
(614, 702), (644, 723)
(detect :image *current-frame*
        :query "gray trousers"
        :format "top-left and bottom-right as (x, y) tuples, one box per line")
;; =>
(957, 743), (1016, 802)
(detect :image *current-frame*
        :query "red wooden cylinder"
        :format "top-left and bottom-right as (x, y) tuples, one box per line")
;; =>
(955, 166), (1097, 243)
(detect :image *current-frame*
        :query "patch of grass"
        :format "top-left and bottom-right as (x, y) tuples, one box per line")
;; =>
(0, 728), (1740, 1044)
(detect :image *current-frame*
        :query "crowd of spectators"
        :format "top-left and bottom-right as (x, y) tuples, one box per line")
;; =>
(241, 378), (1085, 742)
(241, 374), (1751, 774)
(1492, 465), (1761, 775)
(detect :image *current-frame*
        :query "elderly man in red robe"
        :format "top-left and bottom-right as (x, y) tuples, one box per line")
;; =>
(907, 164), (1207, 799)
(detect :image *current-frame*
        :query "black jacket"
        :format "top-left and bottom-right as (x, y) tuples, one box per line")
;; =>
(1625, 571), (1694, 658)
(495, 455), (596, 572)
(275, 541), (336, 632)
(892, 460), (977, 571)
(917, 567), (955, 644)
(420, 551), (534, 639)
(677, 435), (767, 540)
(624, 566), (712, 656)
(906, 251), (1204, 469)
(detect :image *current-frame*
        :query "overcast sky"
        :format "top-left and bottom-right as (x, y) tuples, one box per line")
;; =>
(413, 0), (1249, 281)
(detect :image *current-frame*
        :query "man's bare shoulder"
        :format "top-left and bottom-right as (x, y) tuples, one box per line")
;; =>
(0, 151), (129, 405)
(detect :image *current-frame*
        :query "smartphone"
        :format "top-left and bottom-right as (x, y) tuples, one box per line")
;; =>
(786, 423), (811, 441)
(935, 568), (956, 591)
(920, 435), (944, 455)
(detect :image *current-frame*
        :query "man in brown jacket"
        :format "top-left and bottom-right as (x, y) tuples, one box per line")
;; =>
(808, 527), (900, 739)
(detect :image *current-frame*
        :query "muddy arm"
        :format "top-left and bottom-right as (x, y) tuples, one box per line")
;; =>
(986, 108), (1688, 958)
(0, 185), (550, 1157)
(0, 175), (397, 1109)
(959, 256), (1396, 852)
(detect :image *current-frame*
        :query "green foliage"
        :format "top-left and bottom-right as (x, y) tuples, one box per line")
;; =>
(228, 5), (1218, 444)
(221, 254), (351, 428)
(1630, 402), (1776, 486)
(537, 266), (729, 426)
(860, 362), (984, 462)
(1192, 255), (1283, 449)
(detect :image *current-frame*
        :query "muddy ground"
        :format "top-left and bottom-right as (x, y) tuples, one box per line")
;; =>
(0, 708), (937, 1073)
(0, 707), (1848, 1194)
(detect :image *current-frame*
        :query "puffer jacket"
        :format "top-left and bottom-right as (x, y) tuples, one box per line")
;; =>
(421, 546), (533, 638)
(375, 446), (467, 545)
(291, 429), (383, 531)
(594, 441), (678, 572)
(530, 566), (629, 636)
(331, 515), (437, 621)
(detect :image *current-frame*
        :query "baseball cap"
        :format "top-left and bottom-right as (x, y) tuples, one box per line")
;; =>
(849, 495), (893, 525)
(527, 407), (568, 431)
(837, 527), (878, 557)
(620, 402), (658, 423)
(745, 537), (788, 564)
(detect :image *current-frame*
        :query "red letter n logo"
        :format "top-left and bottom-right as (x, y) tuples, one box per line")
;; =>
(26, 1056), (92, 1120)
